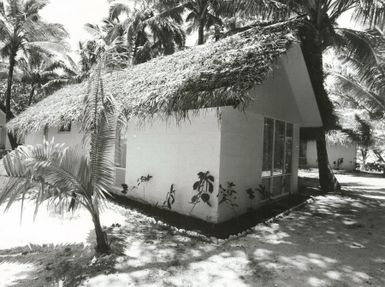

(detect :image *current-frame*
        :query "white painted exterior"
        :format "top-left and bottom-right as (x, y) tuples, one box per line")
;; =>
(0, 110), (11, 150)
(22, 44), (322, 223)
(304, 140), (357, 171)
(25, 124), (84, 150)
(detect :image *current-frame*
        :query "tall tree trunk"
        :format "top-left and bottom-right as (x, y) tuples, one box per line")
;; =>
(6, 52), (18, 149)
(92, 211), (110, 253)
(299, 24), (337, 193)
(316, 132), (332, 192)
(198, 19), (205, 45)
(28, 85), (36, 106)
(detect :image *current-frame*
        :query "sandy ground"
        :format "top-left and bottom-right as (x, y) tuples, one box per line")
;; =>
(1, 170), (385, 287)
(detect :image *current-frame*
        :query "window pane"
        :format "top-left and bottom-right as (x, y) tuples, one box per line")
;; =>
(272, 176), (283, 196)
(283, 175), (291, 193)
(285, 123), (293, 174)
(273, 120), (285, 175)
(262, 118), (274, 177)
(261, 177), (271, 200)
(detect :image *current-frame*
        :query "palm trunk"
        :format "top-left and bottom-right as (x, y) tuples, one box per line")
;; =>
(198, 19), (205, 45)
(299, 24), (337, 193)
(28, 85), (36, 106)
(6, 52), (18, 149)
(92, 212), (110, 253)
(360, 149), (368, 168)
(316, 132), (332, 192)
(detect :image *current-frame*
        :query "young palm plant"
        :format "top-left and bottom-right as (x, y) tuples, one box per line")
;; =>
(0, 59), (121, 253)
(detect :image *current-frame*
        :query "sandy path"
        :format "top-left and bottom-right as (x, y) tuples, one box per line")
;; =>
(1, 172), (385, 287)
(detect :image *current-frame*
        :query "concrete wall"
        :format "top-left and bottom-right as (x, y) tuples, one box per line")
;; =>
(217, 58), (301, 222)
(305, 140), (357, 171)
(122, 109), (222, 223)
(25, 124), (83, 149)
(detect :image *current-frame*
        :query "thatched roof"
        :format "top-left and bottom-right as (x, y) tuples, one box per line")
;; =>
(8, 23), (296, 135)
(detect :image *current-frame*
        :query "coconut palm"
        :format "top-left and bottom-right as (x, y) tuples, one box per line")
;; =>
(0, 60), (121, 253)
(15, 51), (79, 106)
(158, 0), (235, 45)
(106, 0), (186, 63)
(342, 115), (374, 167)
(228, 0), (385, 192)
(0, 0), (68, 147)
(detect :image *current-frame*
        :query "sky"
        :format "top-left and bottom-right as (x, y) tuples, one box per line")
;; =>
(40, 0), (111, 50)
(40, 0), (357, 53)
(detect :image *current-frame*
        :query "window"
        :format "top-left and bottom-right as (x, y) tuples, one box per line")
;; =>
(58, 122), (71, 132)
(262, 118), (274, 177)
(261, 118), (294, 197)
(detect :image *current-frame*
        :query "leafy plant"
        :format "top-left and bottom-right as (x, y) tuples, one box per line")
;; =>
(163, 184), (176, 209)
(257, 184), (272, 201)
(246, 188), (255, 200)
(121, 183), (128, 194)
(218, 182), (238, 209)
(190, 171), (214, 209)
(137, 174), (153, 186)
(0, 60), (121, 254)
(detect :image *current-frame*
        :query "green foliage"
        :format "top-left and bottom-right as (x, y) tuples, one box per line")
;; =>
(137, 174), (153, 186)
(218, 181), (238, 208)
(163, 184), (176, 209)
(245, 187), (255, 200)
(0, 59), (122, 253)
(256, 184), (272, 201)
(157, 0), (235, 44)
(342, 115), (374, 148)
(0, 0), (69, 123)
(190, 171), (214, 208)
(82, 0), (186, 69)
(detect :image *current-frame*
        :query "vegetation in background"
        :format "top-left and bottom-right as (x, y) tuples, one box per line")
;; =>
(229, 0), (385, 192)
(342, 115), (374, 168)
(0, 0), (69, 147)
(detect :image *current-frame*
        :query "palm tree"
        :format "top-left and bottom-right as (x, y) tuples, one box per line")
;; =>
(15, 51), (78, 106)
(158, 0), (235, 45)
(230, 0), (385, 192)
(0, 60), (121, 253)
(106, 0), (186, 64)
(0, 0), (68, 147)
(342, 115), (374, 168)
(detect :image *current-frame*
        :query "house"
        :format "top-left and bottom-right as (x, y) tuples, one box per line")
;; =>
(300, 110), (360, 171)
(7, 24), (322, 224)
(299, 138), (357, 171)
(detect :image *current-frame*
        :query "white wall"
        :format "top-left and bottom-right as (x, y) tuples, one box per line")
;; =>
(122, 109), (222, 223)
(25, 124), (84, 149)
(217, 60), (302, 222)
(305, 141), (357, 171)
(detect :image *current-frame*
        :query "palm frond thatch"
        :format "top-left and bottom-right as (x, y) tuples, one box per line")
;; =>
(8, 23), (296, 135)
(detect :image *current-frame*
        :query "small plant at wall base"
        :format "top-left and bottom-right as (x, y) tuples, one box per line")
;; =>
(257, 184), (272, 201)
(163, 184), (176, 209)
(218, 182), (238, 209)
(190, 171), (214, 211)
(246, 188), (256, 200)
(137, 174), (153, 186)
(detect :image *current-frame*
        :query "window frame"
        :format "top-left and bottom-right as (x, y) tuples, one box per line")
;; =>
(58, 122), (72, 133)
(261, 117), (294, 197)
